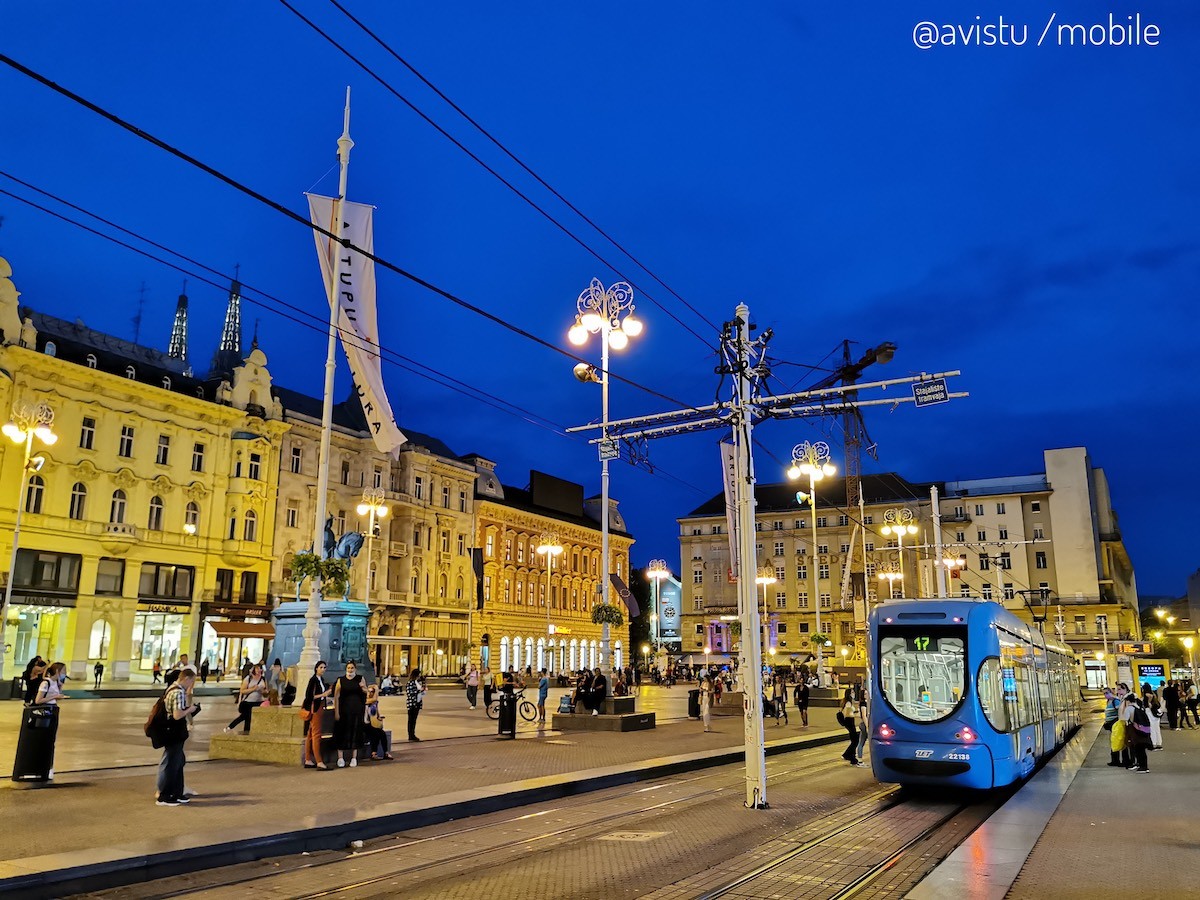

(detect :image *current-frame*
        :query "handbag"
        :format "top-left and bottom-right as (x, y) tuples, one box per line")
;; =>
(298, 706), (312, 722)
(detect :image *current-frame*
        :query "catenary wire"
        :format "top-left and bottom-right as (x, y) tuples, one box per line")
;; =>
(0, 52), (707, 417)
(319, 0), (719, 335)
(0, 175), (711, 497)
(275, 0), (719, 349)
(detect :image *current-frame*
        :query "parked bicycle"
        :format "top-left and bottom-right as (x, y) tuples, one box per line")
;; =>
(485, 689), (539, 722)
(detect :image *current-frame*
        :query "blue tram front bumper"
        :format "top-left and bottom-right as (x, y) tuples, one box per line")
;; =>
(870, 739), (995, 788)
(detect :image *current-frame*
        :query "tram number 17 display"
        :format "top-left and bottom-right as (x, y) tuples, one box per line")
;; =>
(909, 636), (932, 651)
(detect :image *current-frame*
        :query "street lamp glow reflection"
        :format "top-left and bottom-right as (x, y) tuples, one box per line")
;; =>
(786, 440), (835, 686)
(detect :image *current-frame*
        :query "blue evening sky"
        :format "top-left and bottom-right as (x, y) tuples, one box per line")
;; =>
(0, 2), (1196, 596)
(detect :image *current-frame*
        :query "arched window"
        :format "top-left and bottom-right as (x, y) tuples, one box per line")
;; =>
(614, 641), (623, 671)
(537, 637), (546, 671)
(411, 569), (420, 595)
(24, 475), (44, 514)
(185, 501), (200, 530)
(500, 637), (510, 672)
(86, 353), (97, 369)
(369, 561), (377, 593)
(162, 376), (172, 390)
(88, 619), (111, 658)
(69, 482), (87, 520)
(455, 576), (464, 600)
(44, 341), (57, 357)
(125, 365), (136, 379)
(525, 637), (533, 670)
(147, 495), (164, 531)
(512, 637), (521, 671)
(110, 489), (127, 524)
(569, 639), (578, 671)
(438, 573), (447, 598)
(243, 509), (257, 542)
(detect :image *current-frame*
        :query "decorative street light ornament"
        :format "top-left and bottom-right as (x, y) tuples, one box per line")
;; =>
(786, 440), (834, 481)
(880, 507), (918, 536)
(569, 278), (640, 349)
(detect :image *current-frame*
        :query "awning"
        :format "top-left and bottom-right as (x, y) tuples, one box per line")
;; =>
(369, 635), (434, 645)
(207, 621), (274, 639)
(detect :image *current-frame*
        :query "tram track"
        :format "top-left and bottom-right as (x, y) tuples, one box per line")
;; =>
(79, 745), (859, 900)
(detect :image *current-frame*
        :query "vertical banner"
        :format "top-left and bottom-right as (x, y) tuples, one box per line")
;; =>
(658, 577), (682, 643)
(720, 441), (740, 581)
(471, 548), (485, 610)
(609, 574), (640, 617)
(306, 194), (407, 455)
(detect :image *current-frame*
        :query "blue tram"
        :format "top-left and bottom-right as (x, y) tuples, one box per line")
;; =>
(867, 598), (1080, 790)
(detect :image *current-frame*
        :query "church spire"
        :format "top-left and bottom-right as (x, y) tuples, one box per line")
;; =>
(167, 280), (189, 364)
(218, 267), (242, 353)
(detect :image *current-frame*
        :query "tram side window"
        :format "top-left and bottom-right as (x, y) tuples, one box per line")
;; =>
(1038, 666), (1051, 720)
(978, 657), (1010, 732)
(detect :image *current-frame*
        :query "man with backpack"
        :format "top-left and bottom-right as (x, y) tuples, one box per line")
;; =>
(149, 666), (200, 806)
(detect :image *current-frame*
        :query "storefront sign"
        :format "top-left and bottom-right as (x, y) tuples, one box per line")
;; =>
(205, 605), (271, 618)
(138, 601), (191, 614)
(12, 591), (77, 608)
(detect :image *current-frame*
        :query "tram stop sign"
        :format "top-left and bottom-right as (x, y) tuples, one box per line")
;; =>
(598, 439), (620, 461)
(912, 378), (949, 408)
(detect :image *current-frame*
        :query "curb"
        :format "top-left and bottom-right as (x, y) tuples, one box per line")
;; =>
(0, 729), (846, 899)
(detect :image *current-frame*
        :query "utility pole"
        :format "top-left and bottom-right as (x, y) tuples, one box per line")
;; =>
(566, 308), (965, 812)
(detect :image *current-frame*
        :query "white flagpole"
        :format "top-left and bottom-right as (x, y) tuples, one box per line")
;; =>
(300, 87), (354, 671)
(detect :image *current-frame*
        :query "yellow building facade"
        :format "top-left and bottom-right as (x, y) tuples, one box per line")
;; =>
(471, 460), (633, 676)
(0, 258), (286, 681)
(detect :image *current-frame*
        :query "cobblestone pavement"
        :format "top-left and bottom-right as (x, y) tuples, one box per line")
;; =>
(0, 684), (693, 776)
(0, 700), (843, 866)
(1006, 724), (1200, 898)
(70, 740), (885, 900)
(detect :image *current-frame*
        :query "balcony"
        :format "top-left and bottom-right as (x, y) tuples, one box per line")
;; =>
(389, 541), (409, 558)
(99, 522), (138, 555)
(221, 539), (259, 568)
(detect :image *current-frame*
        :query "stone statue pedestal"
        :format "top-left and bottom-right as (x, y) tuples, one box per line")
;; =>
(271, 599), (376, 685)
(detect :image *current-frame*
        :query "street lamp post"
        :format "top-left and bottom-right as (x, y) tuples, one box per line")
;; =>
(877, 564), (901, 600)
(647, 559), (670, 649)
(0, 401), (57, 681)
(1183, 636), (1196, 678)
(938, 556), (966, 597)
(786, 440), (836, 686)
(755, 566), (777, 658)
(355, 487), (388, 607)
(704, 645), (711, 672)
(569, 278), (642, 678)
(879, 508), (918, 599)
(535, 532), (563, 672)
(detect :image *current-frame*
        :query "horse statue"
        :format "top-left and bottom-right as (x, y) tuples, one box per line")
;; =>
(333, 531), (365, 564)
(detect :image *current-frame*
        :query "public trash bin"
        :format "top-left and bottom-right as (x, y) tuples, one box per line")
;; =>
(688, 689), (701, 719)
(13, 704), (59, 781)
(497, 691), (517, 738)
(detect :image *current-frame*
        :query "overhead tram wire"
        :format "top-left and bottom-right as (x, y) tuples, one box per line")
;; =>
(0, 182), (562, 435)
(274, 0), (718, 351)
(318, 0), (719, 336)
(0, 173), (712, 497)
(0, 53), (703, 417)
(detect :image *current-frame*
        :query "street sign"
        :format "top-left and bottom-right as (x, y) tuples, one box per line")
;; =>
(598, 439), (620, 461)
(912, 378), (949, 407)
(1114, 641), (1153, 655)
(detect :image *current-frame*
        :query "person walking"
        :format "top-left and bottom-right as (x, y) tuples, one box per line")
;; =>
(405, 669), (426, 742)
(771, 674), (788, 726)
(855, 685), (869, 763)
(152, 658), (162, 684)
(333, 660), (366, 768)
(215, 660), (224, 683)
(1187, 681), (1200, 728)
(199, 659), (210, 684)
(840, 688), (863, 766)
(224, 663), (267, 734)
(537, 668), (550, 724)
(1123, 692), (1151, 773)
(795, 677), (810, 728)
(1163, 681), (1180, 730)
(465, 665), (480, 710)
(363, 684), (393, 760)
(93, 661), (104, 689)
(700, 674), (715, 732)
(481, 668), (495, 709)
(156, 666), (200, 806)
(1143, 687), (1164, 750)
(302, 660), (332, 769)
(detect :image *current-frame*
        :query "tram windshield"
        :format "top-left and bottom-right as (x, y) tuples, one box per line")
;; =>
(877, 626), (966, 722)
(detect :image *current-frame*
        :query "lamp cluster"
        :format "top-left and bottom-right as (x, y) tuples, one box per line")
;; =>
(568, 278), (643, 351)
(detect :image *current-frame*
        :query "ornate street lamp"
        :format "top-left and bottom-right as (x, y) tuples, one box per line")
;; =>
(536, 532), (563, 672)
(355, 487), (388, 607)
(646, 559), (670, 648)
(0, 401), (57, 680)
(568, 278), (642, 675)
(879, 508), (918, 598)
(755, 566), (777, 657)
(786, 440), (835, 684)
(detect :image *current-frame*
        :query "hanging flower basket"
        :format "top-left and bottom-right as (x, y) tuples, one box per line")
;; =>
(591, 604), (625, 627)
(728, 621), (742, 638)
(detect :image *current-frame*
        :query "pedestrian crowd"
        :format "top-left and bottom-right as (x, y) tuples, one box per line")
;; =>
(1103, 679), (1197, 775)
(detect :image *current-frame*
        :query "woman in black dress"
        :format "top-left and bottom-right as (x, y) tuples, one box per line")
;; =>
(333, 660), (366, 768)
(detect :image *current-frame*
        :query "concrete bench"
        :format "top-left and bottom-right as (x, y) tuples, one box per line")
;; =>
(208, 705), (390, 766)
(552, 711), (656, 732)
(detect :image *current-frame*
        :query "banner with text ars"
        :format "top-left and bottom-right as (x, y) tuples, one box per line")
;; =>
(306, 194), (406, 455)
(720, 441), (740, 581)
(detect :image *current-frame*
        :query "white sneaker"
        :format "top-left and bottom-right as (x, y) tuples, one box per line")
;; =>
(337, 757), (346, 768)
(349, 757), (358, 768)
(183, 789), (198, 797)
(592, 709), (599, 716)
